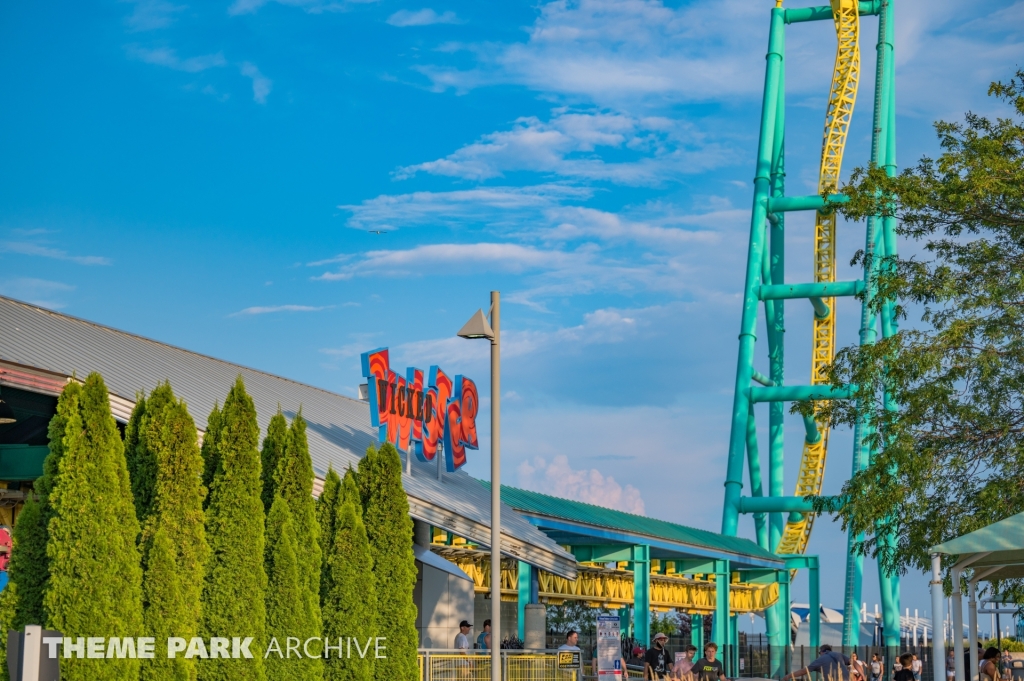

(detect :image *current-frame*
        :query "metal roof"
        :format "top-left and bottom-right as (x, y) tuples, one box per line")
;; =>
(0, 296), (576, 579)
(931, 512), (1024, 580)
(483, 482), (784, 569)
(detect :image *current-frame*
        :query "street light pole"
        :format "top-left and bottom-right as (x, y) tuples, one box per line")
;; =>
(489, 291), (501, 681)
(457, 291), (501, 681)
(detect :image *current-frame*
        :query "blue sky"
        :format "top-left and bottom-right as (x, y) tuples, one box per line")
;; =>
(1, 0), (1022, 621)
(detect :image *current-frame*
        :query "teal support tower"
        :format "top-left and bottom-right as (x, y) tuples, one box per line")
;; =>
(719, 0), (902, 662)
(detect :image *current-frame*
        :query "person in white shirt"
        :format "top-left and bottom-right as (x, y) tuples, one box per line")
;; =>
(455, 621), (472, 652)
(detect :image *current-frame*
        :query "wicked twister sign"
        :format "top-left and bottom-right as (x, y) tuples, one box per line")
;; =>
(361, 348), (479, 473)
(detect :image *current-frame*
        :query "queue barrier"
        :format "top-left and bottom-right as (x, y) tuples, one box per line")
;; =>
(417, 650), (641, 681)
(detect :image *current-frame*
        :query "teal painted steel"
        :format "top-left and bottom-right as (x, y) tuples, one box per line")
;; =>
(745, 404), (769, 548)
(767, 193), (849, 212)
(802, 413), (821, 444)
(809, 297), (831, 319)
(809, 563), (821, 651)
(722, 6), (785, 537)
(758, 280), (864, 300)
(785, 1), (880, 24)
(518, 560), (531, 640)
(714, 561), (730, 647)
(487, 482), (779, 562)
(751, 370), (775, 387)
(691, 614), (703, 650)
(750, 384), (855, 403)
(632, 545), (651, 646)
(738, 496), (816, 514)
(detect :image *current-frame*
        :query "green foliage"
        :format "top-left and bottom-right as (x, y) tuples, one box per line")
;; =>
(818, 70), (1024, 578)
(199, 376), (267, 681)
(143, 526), (192, 681)
(0, 581), (17, 681)
(125, 384), (175, 526)
(260, 410), (288, 515)
(265, 494), (318, 681)
(274, 410), (323, 671)
(982, 638), (1024, 653)
(545, 601), (615, 636)
(139, 382), (209, 681)
(358, 443), (418, 681)
(650, 612), (680, 637)
(44, 373), (144, 680)
(200, 403), (223, 510)
(317, 466), (342, 607)
(323, 497), (376, 681)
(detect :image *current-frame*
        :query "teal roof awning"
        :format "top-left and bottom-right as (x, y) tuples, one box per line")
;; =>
(482, 481), (783, 569)
(931, 512), (1024, 580)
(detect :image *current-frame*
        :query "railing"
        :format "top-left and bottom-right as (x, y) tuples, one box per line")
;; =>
(417, 650), (627, 681)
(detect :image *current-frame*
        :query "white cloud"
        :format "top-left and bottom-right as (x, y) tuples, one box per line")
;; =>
(123, 0), (186, 31)
(0, 278), (75, 309)
(395, 109), (730, 185)
(126, 45), (226, 72)
(228, 0), (370, 15)
(230, 304), (331, 316)
(543, 206), (719, 247)
(387, 8), (461, 27)
(518, 454), (646, 515)
(339, 184), (591, 231)
(240, 62), (272, 104)
(0, 241), (111, 266)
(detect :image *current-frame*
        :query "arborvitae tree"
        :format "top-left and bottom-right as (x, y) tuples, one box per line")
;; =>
(342, 467), (359, 509)
(200, 403), (223, 510)
(323, 497), (376, 681)
(316, 466), (342, 607)
(44, 373), (144, 681)
(264, 495), (306, 681)
(7, 382), (76, 631)
(260, 410), (288, 515)
(357, 443), (418, 681)
(139, 383), (209, 681)
(274, 411), (322, 664)
(0, 578), (15, 681)
(198, 377), (267, 681)
(143, 526), (190, 681)
(125, 383), (174, 525)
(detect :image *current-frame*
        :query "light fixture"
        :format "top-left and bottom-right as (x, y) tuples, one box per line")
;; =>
(0, 399), (15, 425)
(457, 308), (494, 340)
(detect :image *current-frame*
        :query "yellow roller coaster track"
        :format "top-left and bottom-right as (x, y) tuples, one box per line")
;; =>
(775, 0), (860, 559)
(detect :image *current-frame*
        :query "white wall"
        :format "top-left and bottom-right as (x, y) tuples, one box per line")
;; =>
(415, 558), (476, 649)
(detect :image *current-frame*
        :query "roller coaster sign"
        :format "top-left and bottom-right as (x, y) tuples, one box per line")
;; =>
(361, 347), (479, 472)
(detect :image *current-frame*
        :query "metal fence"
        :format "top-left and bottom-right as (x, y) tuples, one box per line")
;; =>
(417, 650), (644, 681)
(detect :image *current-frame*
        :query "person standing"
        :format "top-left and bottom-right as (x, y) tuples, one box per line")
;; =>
(690, 643), (727, 681)
(559, 630), (584, 681)
(675, 645), (698, 679)
(455, 621), (473, 653)
(850, 652), (866, 681)
(477, 620), (491, 650)
(980, 647), (1000, 681)
(872, 654), (883, 681)
(946, 651), (957, 681)
(645, 633), (672, 679)
(782, 644), (851, 681)
(911, 654), (922, 681)
(895, 654), (916, 681)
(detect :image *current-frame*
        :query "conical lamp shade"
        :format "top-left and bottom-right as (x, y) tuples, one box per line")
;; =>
(457, 309), (494, 340)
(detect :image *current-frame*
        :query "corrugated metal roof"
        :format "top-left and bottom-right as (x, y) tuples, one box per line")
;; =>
(483, 482), (780, 564)
(0, 296), (576, 579)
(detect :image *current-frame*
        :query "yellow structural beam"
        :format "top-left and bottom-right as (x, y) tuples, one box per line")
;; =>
(433, 546), (779, 615)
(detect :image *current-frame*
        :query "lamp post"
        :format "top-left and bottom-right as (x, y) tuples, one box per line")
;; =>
(458, 291), (500, 681)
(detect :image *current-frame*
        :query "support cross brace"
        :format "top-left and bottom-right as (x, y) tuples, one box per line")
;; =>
(750, 384), (855, 402)
(759, 280), (864, 300)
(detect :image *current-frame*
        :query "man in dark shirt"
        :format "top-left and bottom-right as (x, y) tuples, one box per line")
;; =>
(783, 645), (851, 681)
(690, 642), (727, 681)
(645, 633), (671, 679)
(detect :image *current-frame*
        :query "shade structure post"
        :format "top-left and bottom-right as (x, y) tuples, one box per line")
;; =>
(490, 291), (500, 681)
(931, 555), (945, 681)
(952, 566), (965, 681)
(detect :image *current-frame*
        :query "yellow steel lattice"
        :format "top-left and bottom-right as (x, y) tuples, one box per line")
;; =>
(435, 547), (779, 614)
(776, 0), (860, 558)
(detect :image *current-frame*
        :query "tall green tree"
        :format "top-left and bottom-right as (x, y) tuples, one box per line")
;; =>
(199, 377), (267, 681)
(264, 495), (309, 681)
(316, 465), (342, 606)
(139, 383), (209, 681)
(6, 380), (74, 631)
(322, 496), (376, 681)
(124, 383), (174, 525)
(266, 405), (321, 675)
(200, 403), (223, 510)
(817, 70), (1024, 577)
(260, 410), (288, 515)
(44, 373), (144, 681)
(358, 443), (418, 681)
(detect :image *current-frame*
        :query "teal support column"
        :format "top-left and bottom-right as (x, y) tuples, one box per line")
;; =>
(722, 5), (785, 536)
(729, 613), (739, 677)
(843, 0), (892, 647)
(745, 404), (768, 549)
(692, 614), (704, 651)
(714, 562), (730, 648)
(620, 608), (631, 638)
(518, 561), (531, 641)
(809, 561), (821, 651)
(632, 545), (651, 645)
(778, 569), (791, 677)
